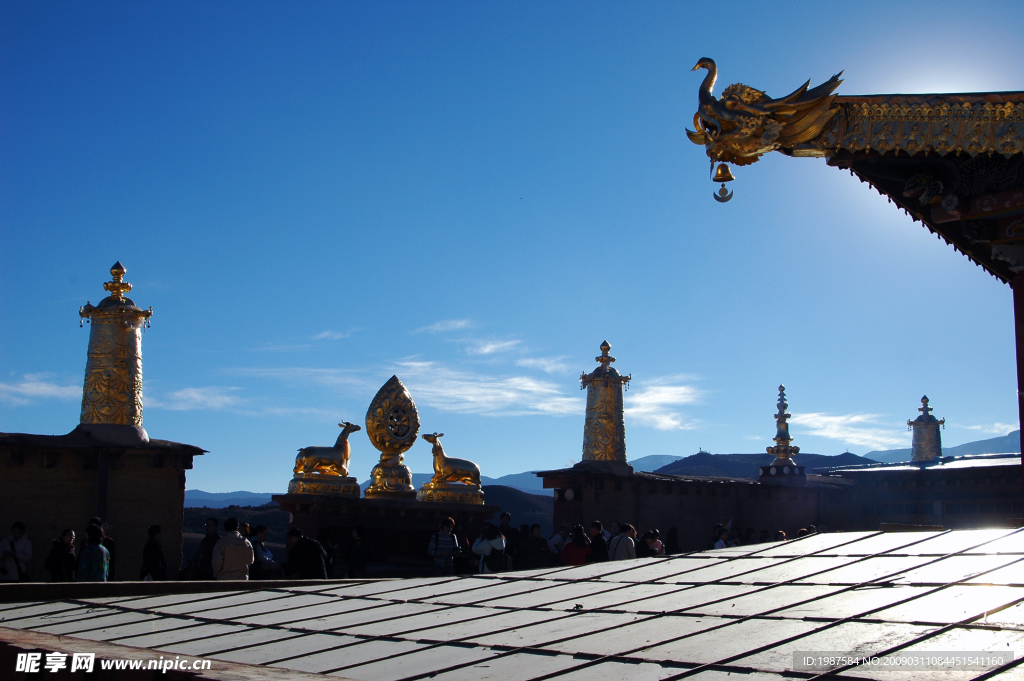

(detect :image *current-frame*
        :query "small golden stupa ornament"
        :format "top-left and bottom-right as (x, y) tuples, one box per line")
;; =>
(760, 384), (806, 482)
(417, 433), (484, 504)
(287, 421), (362, 496)
(908, 396), (944, 462)
(79, 262), (153, 435)
(767, 385), (799, 465)
(363, 375), (418, 498)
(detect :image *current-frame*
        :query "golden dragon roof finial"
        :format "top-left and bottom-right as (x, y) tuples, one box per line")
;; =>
(687, 58), (843, 201)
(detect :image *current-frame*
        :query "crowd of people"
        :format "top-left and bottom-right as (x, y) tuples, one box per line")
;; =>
(427, 513), (686, 575)
(709, 523), (821, 549)
(182, 517), (332, 581)
(428, 514), (819, 575)
(1, 514), (816, 583)
(0, 517), (334, 583)
(1, 518), (142, 583)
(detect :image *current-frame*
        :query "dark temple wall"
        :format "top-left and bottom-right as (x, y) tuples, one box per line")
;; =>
(837, 465), (1023, 531)
(0, 444), (192, 581)
(551, 476), (828, 552)
(547, 463), (1024, 553)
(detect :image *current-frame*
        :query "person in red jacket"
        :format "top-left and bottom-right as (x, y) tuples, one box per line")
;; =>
(560, 524), (591, 566)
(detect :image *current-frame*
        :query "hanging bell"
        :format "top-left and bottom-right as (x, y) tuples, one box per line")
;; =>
(712, 163), (735, 203)
(712, 163), (735, 183)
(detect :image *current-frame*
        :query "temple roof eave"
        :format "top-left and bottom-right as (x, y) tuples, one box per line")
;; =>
(687, 61), (1024, 285)
(0, 429), (207, 454)
(825, 150), (1022, 284)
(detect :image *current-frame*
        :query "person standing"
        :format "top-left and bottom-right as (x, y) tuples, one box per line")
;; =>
(78, 525), (109, 582)
(87, 518), (116, 581)
(44, 529), (76, 582)
(608, 524), (637, 561)
(472, 523), (506, 574)
(546, 523), (568, 565)
(141, 525), (167, 581)
(560, 525), (591, 566)
(1, 521), (32, 582)
(285, 528), (328, 579)
(250, 525), (280, 579)
(344, 527), (369, 578)
(587, 522), (608, 563)
(518, 524), (547, 570)
(212, 518), (254, 580)
(498, 512), (519, 570)
(664, 527), (680, 555)
(427, 518), (459, 577)
(190, 518), (220, 580)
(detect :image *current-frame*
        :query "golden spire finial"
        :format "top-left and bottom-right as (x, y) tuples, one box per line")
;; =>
(596, 340), (615, 368)
(774, 384), (792, 446)
(103, 261), (132, 300)
(919, 395), (932, 416)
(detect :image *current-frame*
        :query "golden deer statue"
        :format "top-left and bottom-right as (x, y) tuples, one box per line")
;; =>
(422, 432), (481, 486)
(293, 421), (361, 477)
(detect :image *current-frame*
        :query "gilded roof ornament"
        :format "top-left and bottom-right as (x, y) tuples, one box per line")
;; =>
(417, 433), (485, 505)
(364, 375), (418, 498)
(580, 340), (630, 464)
(687, 57), (844, 168)
(766, 384), (800, 466)
(103, 261), (132, 300)
(908, 395), (945, 462)
(78, 262), (153, 429)
(287, 421), (362, 496)
(686, 58), (1024, 193)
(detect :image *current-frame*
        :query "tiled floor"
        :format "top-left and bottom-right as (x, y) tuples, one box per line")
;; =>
(3, 528), (1024, 680)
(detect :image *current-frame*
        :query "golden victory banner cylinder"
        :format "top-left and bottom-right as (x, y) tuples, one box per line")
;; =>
(79, 262), (152, 427)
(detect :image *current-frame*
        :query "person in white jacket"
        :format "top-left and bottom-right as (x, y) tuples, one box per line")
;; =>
(608, 523), (637, 561)
(472, 523), (506, 574)
(212, 518), (254, 580)
(1, 522), (32, 581)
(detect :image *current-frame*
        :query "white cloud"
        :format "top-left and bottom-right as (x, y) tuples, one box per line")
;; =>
(312, 329), (353, 340)
(515, 356), (570, 374)
(0, 375), (79, 405)
(394, 360), (582, 416)
(232, 367), (369, 389)
(788, 412), (906, 450)
(415, 319), (473, 334)
(466, 339), (521, 355)
(147, 387), (242, 411)
(961, 422), (1017, 436)
(624, 378), (702, 431)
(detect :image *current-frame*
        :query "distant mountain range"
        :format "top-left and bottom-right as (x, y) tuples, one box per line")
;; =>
(864, 430), (1020, 463)
(184, 490), (277, 508)
(653, 451), (874, 480)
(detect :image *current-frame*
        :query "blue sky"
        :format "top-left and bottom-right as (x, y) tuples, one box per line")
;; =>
(2, 2), (1022, 492)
